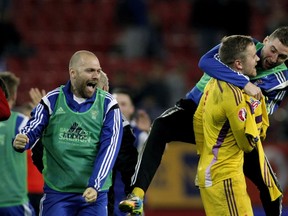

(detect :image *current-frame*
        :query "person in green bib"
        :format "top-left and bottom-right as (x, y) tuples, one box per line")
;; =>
(0, 71), (36, 216)
(13, 50), (123, 216)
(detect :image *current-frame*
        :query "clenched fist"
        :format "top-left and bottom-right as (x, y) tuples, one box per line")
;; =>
(13, 134), (29, 149)
(82, 187), (97, 203)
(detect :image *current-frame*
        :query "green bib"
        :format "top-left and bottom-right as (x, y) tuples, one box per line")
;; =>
(42, 87), (112, 192)
(0, 112), (28, 207)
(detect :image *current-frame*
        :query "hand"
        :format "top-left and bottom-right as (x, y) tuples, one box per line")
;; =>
(135, 110), (151, 132)
(243, 82), (263, 100)
(29, 88), (46, 108)
(82, 187), (97, 203)
(13, 134), (29, 149)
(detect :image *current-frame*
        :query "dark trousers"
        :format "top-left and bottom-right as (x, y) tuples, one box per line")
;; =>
(244, 149), (282, 216)
(134, 99), (197, 191)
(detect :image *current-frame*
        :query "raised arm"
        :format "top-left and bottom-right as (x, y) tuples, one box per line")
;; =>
(198, 44), (249, 87)
(198, 44), (262, 99)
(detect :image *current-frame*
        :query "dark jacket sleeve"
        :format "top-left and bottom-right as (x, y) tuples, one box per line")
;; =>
(31, 139), (44, 173)
(114, 123), (138, 195)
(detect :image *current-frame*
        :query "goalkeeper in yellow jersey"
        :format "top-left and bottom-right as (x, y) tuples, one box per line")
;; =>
(193, 35), (270, 216)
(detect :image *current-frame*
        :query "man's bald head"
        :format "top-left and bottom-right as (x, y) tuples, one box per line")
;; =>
(69, 50), (97, 70)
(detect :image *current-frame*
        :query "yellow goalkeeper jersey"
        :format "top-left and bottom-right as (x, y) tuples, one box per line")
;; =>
(194, 78), (267, 188)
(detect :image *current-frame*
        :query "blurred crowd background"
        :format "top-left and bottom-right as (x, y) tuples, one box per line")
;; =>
(1, 0), (288, 215)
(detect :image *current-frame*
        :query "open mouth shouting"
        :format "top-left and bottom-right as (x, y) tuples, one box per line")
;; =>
(85, 81), (97, 97)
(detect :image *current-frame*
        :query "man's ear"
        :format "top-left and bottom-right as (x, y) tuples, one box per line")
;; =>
(263, 36), (269, 44)
(11, 93), (17, 107)
(103, 85), (109, 92)
(69, 68), (75, 78)
(234, 59), (243, 71)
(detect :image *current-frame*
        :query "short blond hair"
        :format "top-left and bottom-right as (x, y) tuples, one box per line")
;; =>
(98, 70), (109, 90)
(0, 71), (20, 100)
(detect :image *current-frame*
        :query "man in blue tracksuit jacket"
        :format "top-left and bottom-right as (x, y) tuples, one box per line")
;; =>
(13, 50), (123, 216)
